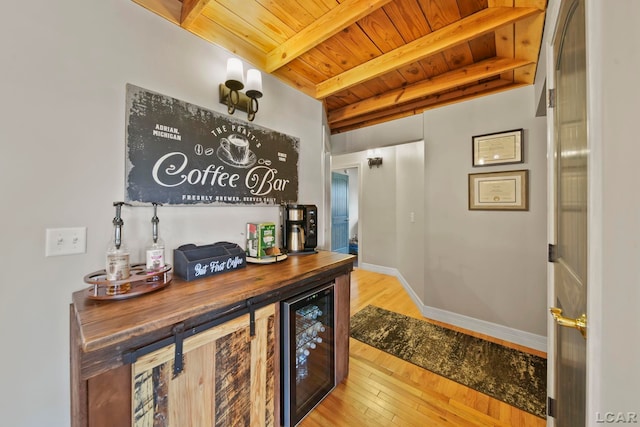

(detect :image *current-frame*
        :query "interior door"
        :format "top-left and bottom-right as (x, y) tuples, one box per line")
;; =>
(550, 0), (588, 425)
(331, 172), (349, 253)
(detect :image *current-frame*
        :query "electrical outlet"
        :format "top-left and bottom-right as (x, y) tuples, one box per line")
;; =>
(45, 227), (87, 256)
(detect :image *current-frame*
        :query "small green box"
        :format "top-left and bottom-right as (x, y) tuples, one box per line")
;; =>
(246, 222), (276, 258)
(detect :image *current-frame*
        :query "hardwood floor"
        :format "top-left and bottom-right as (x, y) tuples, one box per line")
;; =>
(300, 268), (547, 427)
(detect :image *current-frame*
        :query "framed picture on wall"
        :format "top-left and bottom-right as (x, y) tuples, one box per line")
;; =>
(472, 128), (523, 167)
(468, 170), (529, 211)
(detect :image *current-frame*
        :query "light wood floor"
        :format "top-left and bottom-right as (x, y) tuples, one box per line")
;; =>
(300, 268), (547, 427)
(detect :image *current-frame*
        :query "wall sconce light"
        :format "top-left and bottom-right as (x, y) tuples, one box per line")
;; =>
(219, 58), (263, 121)
(367, 149), (383, 168)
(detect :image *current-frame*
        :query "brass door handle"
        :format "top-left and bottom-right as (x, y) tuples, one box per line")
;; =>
(550, 307), (587, 339)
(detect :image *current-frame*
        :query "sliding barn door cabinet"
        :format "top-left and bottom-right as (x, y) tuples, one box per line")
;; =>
(70, 251), (353, 427)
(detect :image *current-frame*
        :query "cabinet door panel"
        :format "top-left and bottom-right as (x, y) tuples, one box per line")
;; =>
(132, 304), (276, 427)
(214, 327), (251, 426)
(251, 313), (277, 427)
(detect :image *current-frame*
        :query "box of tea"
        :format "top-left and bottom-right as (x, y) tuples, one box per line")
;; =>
(246, 222), (277, 258)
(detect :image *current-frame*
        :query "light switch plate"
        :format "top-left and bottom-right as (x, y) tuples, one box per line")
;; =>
(45, 227), (87, 256)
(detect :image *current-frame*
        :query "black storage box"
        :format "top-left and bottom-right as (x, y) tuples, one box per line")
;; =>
(173, 242), (246, 281)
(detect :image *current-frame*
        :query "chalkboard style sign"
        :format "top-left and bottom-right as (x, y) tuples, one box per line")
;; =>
(125, 84), (299, 205)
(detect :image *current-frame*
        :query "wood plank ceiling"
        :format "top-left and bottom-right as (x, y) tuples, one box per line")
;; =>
(132, 0), (547, 134)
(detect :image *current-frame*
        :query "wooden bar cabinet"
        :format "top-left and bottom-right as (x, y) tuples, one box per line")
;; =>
(70, 251), (354, 427)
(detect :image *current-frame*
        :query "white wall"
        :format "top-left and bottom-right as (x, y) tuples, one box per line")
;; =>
(332, 150), (397, 266)
(423, 86), (547, 337)
(0, 1), (323, 426)
(330, 115), (424, 154)
(333, 86), (547, 343)
(394, 142), (426, 302)
(361, 147), (398, 266)
(332, 142), (426, 302)
(585, 1), (640, 422)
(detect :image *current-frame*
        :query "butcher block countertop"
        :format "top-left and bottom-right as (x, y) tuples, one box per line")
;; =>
(72, 251), (354, 356)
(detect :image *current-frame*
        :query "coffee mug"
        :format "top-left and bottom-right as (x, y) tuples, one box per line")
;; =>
(220, 134), (250, 165)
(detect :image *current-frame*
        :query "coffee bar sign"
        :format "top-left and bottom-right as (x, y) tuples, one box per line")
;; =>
(125, 84), (299, 205)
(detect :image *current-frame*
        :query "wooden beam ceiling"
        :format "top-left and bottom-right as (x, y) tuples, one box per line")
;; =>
(265, 0), (395, 72)
(131, 0), (547, 134)
(316, 6), (541, 98)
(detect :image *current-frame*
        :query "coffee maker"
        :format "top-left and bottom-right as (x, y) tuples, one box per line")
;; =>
(282, 204), (318, 254)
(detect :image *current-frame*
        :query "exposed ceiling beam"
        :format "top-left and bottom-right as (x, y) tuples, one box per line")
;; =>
(327, 57), (533, 123)
(489, 0), (515, 82)
(514, 7), (546, 84)
(330, 79), (519, 133)
(132, 0), (182, 24)
(264, 0), (394, 73)
(316, 6), (541, 99)
(181, 0), (211, 27)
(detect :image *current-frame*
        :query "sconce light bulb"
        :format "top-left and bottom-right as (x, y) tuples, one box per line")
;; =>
(225, 58), (244, 91)
(245, 69), (263, 99)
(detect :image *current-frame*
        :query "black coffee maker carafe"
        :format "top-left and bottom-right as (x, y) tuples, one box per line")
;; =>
(282, 204), (317, 254)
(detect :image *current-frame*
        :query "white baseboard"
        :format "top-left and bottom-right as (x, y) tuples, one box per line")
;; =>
(421, 305), (547, 353)
(359, 263), (547, 353)
(359, 262), (425, 313)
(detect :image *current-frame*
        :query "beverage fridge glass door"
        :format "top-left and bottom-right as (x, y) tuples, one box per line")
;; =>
(281, 283), (335, 426)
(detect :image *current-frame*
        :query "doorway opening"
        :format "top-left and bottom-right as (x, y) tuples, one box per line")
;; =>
(331, 168), (359, 266)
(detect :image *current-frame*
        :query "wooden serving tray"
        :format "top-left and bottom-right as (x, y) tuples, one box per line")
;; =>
(246, 253), (288, 264)
(84, 264), (172, 301)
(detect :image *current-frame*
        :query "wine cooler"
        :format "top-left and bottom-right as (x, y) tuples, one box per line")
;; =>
(281, 283), (335, 426)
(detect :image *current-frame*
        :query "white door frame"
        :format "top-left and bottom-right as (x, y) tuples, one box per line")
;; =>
(544, 28), (557, 426)
(584, 1), (604, 423)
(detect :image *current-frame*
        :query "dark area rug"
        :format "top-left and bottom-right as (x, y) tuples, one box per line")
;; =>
(350, 305), (547, 418)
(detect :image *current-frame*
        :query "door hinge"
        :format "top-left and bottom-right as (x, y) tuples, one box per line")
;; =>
(548, 244), (558, 263)
(548, 88), (556, 108)
(547, 396), (557, 418)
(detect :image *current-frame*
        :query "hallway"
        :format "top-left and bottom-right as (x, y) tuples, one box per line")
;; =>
(301, 269), (546, 427)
